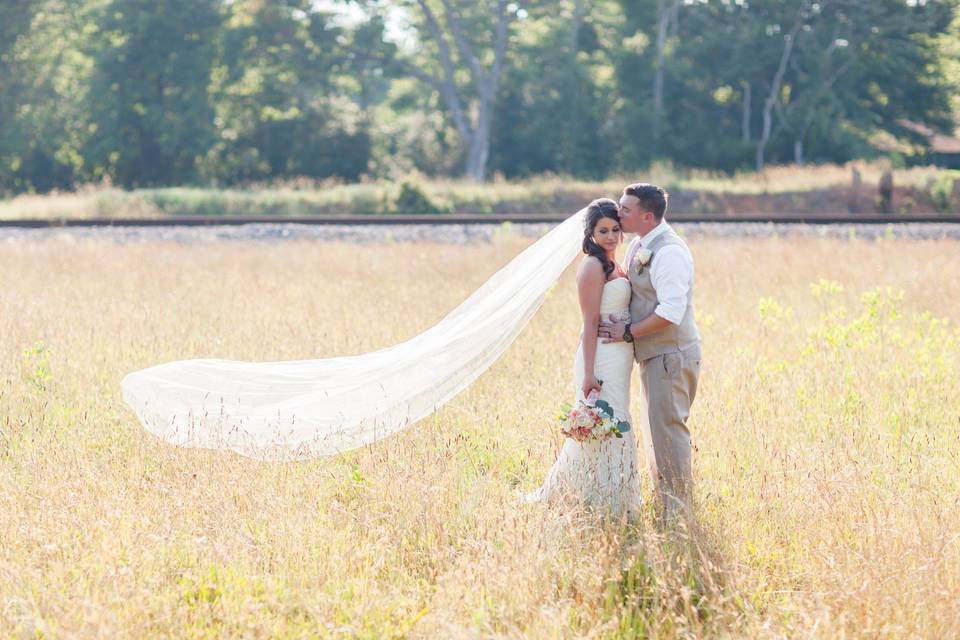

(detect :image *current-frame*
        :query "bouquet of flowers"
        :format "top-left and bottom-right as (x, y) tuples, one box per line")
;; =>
(558, 388), (628, 442)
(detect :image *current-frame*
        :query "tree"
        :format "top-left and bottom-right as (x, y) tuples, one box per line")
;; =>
(755, 1), (813, 171)
(401, 0), (520, 181)
(938, 8), (960, 119)
(0, 1), (40, 193)
(0, 0), (98, 193)
(652, 0), (680, 148)
(612, 0), (958, 172)
(2, 0), (960, 192)
(753, 0), (957, 169)
(489, 0), (617, 178)
(84, 0), (222, 187)
(204, 0), (375, 183)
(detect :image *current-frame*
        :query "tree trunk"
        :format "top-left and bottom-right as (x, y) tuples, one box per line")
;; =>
(466, 97), (491, 182)
(848, 168), (862, 213)
(756, 17), (803, 172)
(652, 0), (681, 146)
(741, 81), (751, 142)
(412, 0), (512, 182)
(570, 0), (585, 53)
(878, 170), (894, 213)
(652, 0), (670, 145)
(465, 135), (487, 182)
(794, 139), (803, 166)
(756, 106), (772, 172)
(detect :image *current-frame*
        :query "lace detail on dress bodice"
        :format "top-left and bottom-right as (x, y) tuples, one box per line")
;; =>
(600, 278), (631, 321)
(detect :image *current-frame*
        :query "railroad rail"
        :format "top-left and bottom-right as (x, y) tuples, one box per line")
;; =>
(1, 213), (959, 228)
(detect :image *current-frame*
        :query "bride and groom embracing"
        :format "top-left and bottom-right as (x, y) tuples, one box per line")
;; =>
(525, 183), (702, 523)
(121, 182), (700, 523)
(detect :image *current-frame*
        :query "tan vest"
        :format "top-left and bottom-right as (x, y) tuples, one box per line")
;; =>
(627, 228), (700, 362)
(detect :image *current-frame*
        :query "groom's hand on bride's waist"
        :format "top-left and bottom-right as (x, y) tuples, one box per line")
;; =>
(602, 313), (675, 343)
(598, 315), (628, 344)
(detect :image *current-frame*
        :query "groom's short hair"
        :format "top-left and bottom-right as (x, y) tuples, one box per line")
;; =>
(624, 183), (669, 221)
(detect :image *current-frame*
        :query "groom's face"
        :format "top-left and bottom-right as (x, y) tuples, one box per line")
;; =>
(618, 194), (656, 236)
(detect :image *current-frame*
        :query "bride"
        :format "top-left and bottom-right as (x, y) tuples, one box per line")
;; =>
(121, 200), (640, 513)
(524, 199), (642, 515)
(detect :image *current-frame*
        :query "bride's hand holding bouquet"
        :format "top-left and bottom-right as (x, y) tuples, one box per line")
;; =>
(558, 385), (628, 443)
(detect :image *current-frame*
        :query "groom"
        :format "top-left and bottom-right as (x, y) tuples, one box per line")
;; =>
(599, 183), (701, 523)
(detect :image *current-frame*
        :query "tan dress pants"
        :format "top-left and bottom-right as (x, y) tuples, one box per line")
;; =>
(638, 343), (701, 520)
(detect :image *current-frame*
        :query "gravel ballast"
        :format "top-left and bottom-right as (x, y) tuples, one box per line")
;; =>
(3, 221), (960, 244)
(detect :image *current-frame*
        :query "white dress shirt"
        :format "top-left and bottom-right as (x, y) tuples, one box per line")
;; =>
(623, 221), (694, 325)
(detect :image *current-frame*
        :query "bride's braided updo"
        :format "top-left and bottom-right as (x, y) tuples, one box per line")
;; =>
(582, 198), (621, 279)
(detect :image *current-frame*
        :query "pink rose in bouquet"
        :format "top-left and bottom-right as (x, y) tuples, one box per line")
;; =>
(557, 388), (629, 442)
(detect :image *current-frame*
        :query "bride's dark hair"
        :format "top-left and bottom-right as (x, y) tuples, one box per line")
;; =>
(582, 198), (621, 279)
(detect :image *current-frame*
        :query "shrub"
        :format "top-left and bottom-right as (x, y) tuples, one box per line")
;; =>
(929, 172), (956, 213)
(393, 182), (450, 214)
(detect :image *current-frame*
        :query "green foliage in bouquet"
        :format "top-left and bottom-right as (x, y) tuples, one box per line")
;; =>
(594, 399), (630, 433)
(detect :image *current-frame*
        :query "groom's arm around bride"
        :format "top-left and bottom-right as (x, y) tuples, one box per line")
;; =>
(599, 183), (702, 523)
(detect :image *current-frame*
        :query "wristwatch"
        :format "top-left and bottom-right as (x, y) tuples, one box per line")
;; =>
(622, 322), (634, 343)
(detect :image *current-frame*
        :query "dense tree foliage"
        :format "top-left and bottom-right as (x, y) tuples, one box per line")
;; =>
(0, 0), (957, 193)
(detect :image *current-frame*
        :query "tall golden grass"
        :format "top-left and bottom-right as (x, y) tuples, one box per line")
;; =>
(2, 232), (959, 638)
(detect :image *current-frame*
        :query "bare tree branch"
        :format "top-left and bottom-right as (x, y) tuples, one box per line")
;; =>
(777, 57), (853, 138)
(768, 0), (849, 164)
(570, 0), (586, 54)
(488, 0), (510, 96)
(414, 0), (470, 140)
(439, 0), (483, 83)
(406, 0), (516, 180)
(756, 2), (809, 170)
(742, 81), (751, 142)
(653, 0), (680, 144)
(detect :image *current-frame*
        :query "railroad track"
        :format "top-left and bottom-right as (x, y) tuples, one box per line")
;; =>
(1, 213), (959, 228)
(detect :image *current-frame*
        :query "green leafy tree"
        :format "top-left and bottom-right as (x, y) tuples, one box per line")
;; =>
(2, 0), (960, 192)
(0, 0), (38, 193)
(750, 0), (956, 168)
(490, 0), (618, 178)
(398, 0), (522, 181)
(612, 0), (958, 172)
(0, 0), (99, 193)
(84, 0), (223, 187)
(204, 0), (375, 183)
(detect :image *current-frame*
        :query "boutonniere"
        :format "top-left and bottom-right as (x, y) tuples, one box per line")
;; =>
(634, 249), (653, 275)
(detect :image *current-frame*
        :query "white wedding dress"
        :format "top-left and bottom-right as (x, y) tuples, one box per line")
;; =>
(525, 277), (642, 516)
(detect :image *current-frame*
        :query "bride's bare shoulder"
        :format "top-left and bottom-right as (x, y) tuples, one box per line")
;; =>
(577, 255), (605, 281)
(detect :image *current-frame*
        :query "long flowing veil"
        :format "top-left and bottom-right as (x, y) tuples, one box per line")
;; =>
(122, 208), (587, 461)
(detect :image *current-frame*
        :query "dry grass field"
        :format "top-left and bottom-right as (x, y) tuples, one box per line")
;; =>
(2, 230), (960, 638)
